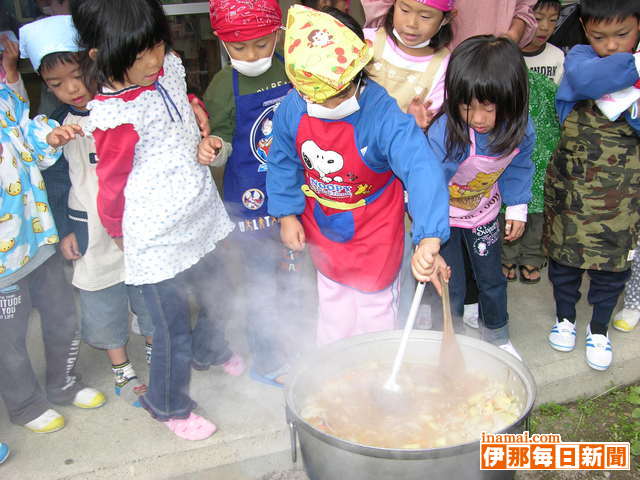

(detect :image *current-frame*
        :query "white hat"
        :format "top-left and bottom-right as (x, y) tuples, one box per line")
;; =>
(19, 15), (81, 71)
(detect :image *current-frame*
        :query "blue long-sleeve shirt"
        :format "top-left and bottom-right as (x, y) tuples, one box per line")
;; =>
(425, 114), (536, 208)
(556, 44), (640, 132)
(266, 80), (450, 245)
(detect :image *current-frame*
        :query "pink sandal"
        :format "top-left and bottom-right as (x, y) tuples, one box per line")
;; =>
(222, 353), (246, 377)
(163, 412), (217, 440)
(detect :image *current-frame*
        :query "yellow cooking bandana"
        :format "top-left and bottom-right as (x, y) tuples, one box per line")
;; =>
(284, 5), (373, 103)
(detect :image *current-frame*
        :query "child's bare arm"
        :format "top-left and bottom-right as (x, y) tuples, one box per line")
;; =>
(46, 124), (84, 148)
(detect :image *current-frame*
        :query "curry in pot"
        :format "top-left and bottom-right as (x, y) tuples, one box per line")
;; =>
(301, 362), (522, 449)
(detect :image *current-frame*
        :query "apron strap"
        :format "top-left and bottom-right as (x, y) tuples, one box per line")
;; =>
(419, 47), (448, 100)
(469, 128), (477, 157)
(373, 28), (387, 60)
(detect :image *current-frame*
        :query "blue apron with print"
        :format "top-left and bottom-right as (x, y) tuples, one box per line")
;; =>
(223, 55), (290, 234)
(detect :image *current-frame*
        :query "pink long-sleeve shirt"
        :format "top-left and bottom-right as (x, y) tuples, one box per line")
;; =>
(450, 0), (537, 49)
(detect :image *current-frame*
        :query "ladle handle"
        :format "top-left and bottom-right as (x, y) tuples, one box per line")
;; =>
(440, 271), (453, 336)
(387, 281), (426, 386)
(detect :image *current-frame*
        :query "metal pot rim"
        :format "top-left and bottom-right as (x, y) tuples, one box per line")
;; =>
(285, 330), (537, 458)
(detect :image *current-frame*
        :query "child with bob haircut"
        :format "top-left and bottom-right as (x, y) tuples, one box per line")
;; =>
(267, 6), (451, 345)
(425, 35), (535, 359)
(544, 0), (640, 371)
(19, 14), (154, 406)
(70, 0), (234, 439)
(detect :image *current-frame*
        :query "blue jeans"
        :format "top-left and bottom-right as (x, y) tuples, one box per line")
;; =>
(436, 219), (510, 344)
(79, 282), (153, 349)
(139, 267), (196, 421)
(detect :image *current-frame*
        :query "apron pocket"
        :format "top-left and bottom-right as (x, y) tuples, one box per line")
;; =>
(68, 208), (89, 256)
(313, 203), (355, 243)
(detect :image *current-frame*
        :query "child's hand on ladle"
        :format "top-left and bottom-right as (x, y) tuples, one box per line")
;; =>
(411, 237), (450, 294)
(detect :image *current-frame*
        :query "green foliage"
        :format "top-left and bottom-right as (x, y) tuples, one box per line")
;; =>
(532, 384), (640, 469)
(536, 402), (567, 417)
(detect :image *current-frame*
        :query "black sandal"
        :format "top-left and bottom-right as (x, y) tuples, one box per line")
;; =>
(519, 264), (541, 284)
(502, 263), (517, 282)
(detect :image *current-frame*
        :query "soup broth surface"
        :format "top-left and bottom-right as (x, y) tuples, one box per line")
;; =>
(300, 362), (522, 449)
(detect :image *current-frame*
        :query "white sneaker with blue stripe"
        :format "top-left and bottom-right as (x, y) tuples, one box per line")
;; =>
(585, 325), (612, 371)
(548, 318), (576, 352)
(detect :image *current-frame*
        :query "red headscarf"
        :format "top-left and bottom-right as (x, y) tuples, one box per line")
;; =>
(210, 0), (282, 42)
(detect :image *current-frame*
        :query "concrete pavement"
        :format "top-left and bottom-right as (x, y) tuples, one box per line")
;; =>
(1, 271), (639, 480)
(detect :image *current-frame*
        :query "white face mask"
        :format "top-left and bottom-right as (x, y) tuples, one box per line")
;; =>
(307, 80), (361, 120)
(392, 28), (432, 49)
(224, 43), (275, 77)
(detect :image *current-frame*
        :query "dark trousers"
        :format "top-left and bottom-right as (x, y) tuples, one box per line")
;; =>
(548, 258), (630, 329)
(0, 252), (84, 425)
(139, 266), (196, 421)
(435, 219), (509, 344)
(501, 213), (545, 267)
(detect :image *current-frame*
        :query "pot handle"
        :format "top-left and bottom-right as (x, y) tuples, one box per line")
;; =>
(285, 407), (298, 463)
(288, 419), (298, 463)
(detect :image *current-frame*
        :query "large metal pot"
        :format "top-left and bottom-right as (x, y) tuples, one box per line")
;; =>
(285, 330), (536, 480)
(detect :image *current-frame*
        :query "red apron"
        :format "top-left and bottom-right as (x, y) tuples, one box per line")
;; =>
(296, 115), (404, 292)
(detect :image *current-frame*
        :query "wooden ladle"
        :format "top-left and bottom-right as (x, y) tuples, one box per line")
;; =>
(439, 271), (465, 375)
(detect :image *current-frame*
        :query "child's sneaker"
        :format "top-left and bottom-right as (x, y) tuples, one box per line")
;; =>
(0, 442), (9, 464)
(72, 387), (106, 409)
(548, 318), (576, 352)
(113, 361), (146, 406)
(585, 325), (612, 371)
(498, 340), (522, 361)
(612, 308), (640, 332)
(24, 409), (65, 433)
(463, 303), (479, 329)
(163, 412), (217, 441)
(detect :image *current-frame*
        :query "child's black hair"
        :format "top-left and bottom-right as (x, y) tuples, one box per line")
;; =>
(321, 7), (370, 86)
(38, 50), (97, 96)
(580, 0), (640, 25)
(432, 35), (529, 161)
(38, 51), (80, 75)
(300, 0), (321, 9)
(322, 6), (364, 40)
(70, 0), (172, 88)
(383, 4), (453, 51)
(533, 0), (561, 12)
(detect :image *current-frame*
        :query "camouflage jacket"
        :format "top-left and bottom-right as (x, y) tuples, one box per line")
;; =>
(543, 100), (640, 271)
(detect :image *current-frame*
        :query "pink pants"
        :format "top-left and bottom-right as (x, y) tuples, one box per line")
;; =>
(316, 271), (399, 345)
